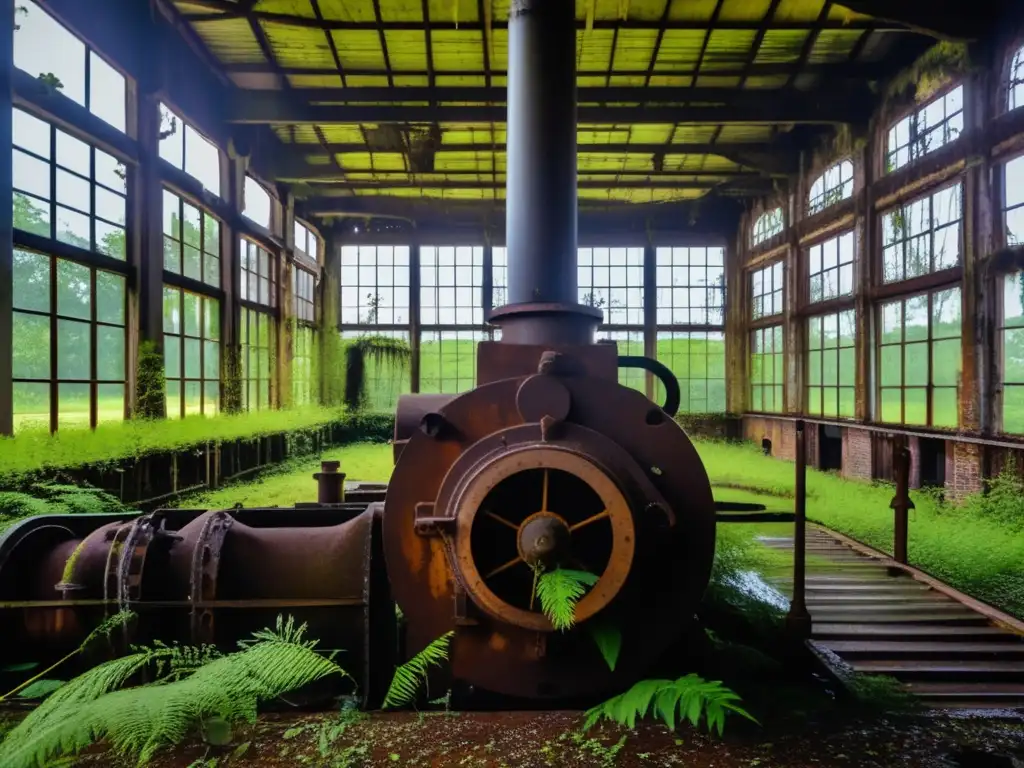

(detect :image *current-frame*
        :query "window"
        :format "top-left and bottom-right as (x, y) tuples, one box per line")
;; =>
(881, 184), (961, 283)
(420, 329), (486, 394)
(808, 161), (854, 215)
(240, 308), (274, 411)
(239, 239), (278, 308)
(752, 208), (784, 245)
(163, 287), (220, 419)
(14, 2), (126, 132)
(292, 326), (317, 407)
(492, 246), (508, 307)
(421, 246), (484, 326)
(885, 86), (964, 172)
(243, 177), (273, 230)
(1001, 272), (1024, 432)
(294, 220), (319, 260)
(294, 266), (316, 324)
(807, 311), (855, 418)
(339, 245), (410, 325)
(878, 288), (961, 428)
(751, 262), (784, 319)
(808, 232), (854, 303)
(339, 330), (411, 412)
(12, 249), (126, 432)
(656, 331), (726, 413)
(162, 190), (220, 287)
(750, 325), (784, 413)
(158, 103), (221, 197)
(599, 330), (647, 393)
(577, 247), (644, 324)
(13, 108), (127, 259)
(1005, 156), (1024, 247)
(1011, 46), (1024, 112)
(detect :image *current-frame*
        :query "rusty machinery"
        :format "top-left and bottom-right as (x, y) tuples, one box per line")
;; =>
(0, 0), (726, 705)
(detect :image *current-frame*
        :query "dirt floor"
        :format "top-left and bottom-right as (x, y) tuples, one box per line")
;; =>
(64, 708), (1024, 768)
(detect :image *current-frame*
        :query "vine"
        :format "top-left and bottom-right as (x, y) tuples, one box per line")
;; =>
(134, 340), (166, 420)
(221, 345), (243, 415)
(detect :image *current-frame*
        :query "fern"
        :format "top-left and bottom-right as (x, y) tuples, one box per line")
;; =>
(382, 631), (453, 710)
(536, 569), (598, 631)
(0, 616), (351, 767)
(582, 675), (758, 736)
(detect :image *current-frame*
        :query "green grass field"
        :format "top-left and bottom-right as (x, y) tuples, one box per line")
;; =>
(181, 437), (1024, 620)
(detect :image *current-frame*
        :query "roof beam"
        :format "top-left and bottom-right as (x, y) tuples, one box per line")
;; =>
(180, 3), (906, 32)
(281, 141), (786, 154)
(230, 91), (870, 125)
(832, 0), (1001, 40)
(280, 168), (767, 183)
(304, 179), (774, 190)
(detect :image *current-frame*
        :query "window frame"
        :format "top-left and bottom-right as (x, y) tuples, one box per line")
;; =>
(1003, 153), (1024, 249)
(157, 102), (223, 199)
(807, 160), (854, 216)
(293, 264), (317, 325)
(162, 285), (221, 419)
(805, 230), (855, 306)
(749, 324), (785, 414)
(805, 310), (856, 419)
(884, 84), (965, 173)
(752, 208), (785, 246)
(879, 181), (963, 287)
(1007, 44), (1024, 113)
(750, 260), (785, 321)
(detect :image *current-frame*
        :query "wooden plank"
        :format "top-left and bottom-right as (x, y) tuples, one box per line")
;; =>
(813, 623), (1009, 639)
(850, 659), (1024, 674)
(822, 641), (1024, 655)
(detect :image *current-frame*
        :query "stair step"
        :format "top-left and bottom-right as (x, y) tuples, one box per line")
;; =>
(822, 641), (1024, 658)
(849, 659), (1024, 680)
(810, 612), (988, 625)
(813, 623), (1014, 641)
(806, 595), (953, 605)
(806, 583), (932, 593)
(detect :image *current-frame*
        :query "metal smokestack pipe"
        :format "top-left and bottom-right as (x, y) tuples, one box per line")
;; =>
(505, 0), (578, 306)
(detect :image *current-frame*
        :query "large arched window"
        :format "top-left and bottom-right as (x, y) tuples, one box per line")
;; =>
(752, 208), (784, 246)
(808, 160), (854, 215)
(1010, 45), (1024, 112)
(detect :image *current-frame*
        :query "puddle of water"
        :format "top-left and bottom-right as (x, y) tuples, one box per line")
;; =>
(722, 569), (790, 610)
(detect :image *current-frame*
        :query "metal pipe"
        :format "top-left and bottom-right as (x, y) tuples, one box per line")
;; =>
(786, 420), (811, 638)
(504, 0), (577, 306)
(890, 439), (914, 565)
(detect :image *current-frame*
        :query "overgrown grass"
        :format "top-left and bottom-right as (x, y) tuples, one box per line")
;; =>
(697, 438), (1024, 620)
(0, 406), (349, 483)
(178, 443), (395, 509)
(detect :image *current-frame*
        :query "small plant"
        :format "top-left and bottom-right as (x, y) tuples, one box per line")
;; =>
(582, 674), (758, 736)
(134, 340), (166, 420)
(382, 631), (454, 709)
(536, 568), (598, 631)
(37, 72), (63, 91)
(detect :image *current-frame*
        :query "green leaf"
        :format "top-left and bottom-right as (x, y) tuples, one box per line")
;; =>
(231, 741), (251, 760)
(2, 662), (40, 673)
(587, 620), (622, 672)
(382, 631), (454, 709)
(16, 680), (65, 699)
(536, 569), (598, 631)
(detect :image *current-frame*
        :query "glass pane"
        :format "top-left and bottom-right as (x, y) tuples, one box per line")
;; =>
(13, 150), (51, 200)
(95, 151), (126, 194)
(96, 271), (125, 325)
(56, 169), (90, 214)
(163, 286), (180, 334)
(57, 319), (91, 379)
(932, 338), (961, 386)
(204, 214), (220, 254)
(55, 206), (91, 250)
(12, 108), (50, 158)
(13, 381), (50, 432)
(183, 245), (202, 281)
(204, 253), (220, 288)
(164, 336), (181, 378)
(183, 203), (202, 248)
(204, 299), (220, 340)
(13, 191), (51, 237)
(932, 388), (958, 428)
(57, 260), (91, 319)
(13, 313), (50, 379)
(1004, 328), (1024, 383)
(904, 295), (929, 342)
(185, 381), (202, 416)
(96, 221), (127, 260)
(204, 381), (220, 416)
(880, 345), (902, 386)
(57, 383), (91, 429)
(13, 249), (51, 312)
(1003, 384), (1024, 434)
(164, 235), (181, 274)
(184, 338), (201, 378)
(904, 342), (929, 386)
(97, 325), (125, 381)
(97, 383), (124, 423)
(166, 379), (181, 419)
(204, 340), (220, 381)
(904, 388), (928, 425)
(183, 291), (201, 336)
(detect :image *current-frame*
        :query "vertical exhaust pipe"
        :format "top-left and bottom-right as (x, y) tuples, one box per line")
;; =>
(489, 0), (603, 346)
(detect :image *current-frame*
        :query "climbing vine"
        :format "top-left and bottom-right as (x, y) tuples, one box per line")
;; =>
(134, 340), (165, 420)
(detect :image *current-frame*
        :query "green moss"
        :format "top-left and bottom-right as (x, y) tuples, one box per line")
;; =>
(883, 41), (970, 105)
(134, 341), (165, 421)
(221, 346), (243, 416)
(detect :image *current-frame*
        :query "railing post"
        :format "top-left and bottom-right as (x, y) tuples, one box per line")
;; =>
(786, 420), (812, 638)
(890, 438), (914, 565)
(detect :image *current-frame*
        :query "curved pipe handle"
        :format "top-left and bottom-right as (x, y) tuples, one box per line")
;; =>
(617, 356), (680, 418)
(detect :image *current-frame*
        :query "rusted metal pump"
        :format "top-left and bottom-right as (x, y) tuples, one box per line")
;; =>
(381, 0), (717, 700)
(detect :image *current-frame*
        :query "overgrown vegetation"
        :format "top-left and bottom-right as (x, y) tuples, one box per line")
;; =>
(0, 615), (349, 767)
(381, 631), (453, 709)
(0, 482), (129, 534)
(535, 568), (598, 631)
(133, 341), (166, 421)
(342, 336), (412, 411)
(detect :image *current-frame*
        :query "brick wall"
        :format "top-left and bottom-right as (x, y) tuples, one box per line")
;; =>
(947, 441), (983, 500)
(742, 416), (796, 460)
(841, 428), (872, 480)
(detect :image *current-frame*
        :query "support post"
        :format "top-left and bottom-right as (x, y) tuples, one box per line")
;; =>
(890, 439), (914, 565)
(786, 419), (812, 638)
(0, 0), (13, 435)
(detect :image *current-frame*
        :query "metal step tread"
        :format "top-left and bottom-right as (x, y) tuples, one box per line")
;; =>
(850, 659), (1024, 673)
(822, 641), (1024, 654)
(813, 623), (1013, 639)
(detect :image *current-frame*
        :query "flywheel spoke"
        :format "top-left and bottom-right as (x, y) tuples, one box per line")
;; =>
(485, 556), (525, 579)
(568, 509), (609, 533)
(483, 510), (519, 531)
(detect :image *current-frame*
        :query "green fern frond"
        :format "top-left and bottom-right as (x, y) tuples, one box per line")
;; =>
(583, 675), (758, 737)
(238, 614), (315, 649)
(382, 631), (454, 710)
(0, 629), (351, 767)
(536, 569), (598, 631)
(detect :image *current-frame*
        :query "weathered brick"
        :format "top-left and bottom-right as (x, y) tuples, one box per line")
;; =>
(841, 428), (872, 480)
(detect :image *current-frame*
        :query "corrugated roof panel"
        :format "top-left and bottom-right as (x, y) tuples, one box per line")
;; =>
(743, 74), (789, 88)
(385, 30), (429, 71)
(670, 125), (718, 142)
(378, 0), (423, 22)
(191, 20), (266, 64)
(345, 75), (392, 86)
(628, 124), (673, 142)
(702, 30), (757, 68)
(229, 71), (280, 89)
(442, 125), (499, 144)
(431, 31), (485, 70)
(648, 75), (696, 86)
(577, 30), (615, 72)
(666, 0), (721, 21)
(654, 29), (709, 70)
(694, 75), (742, 87)
(261, 21), (337, 69)
(330, 30), (388, 69)
(607, 75), (647, 86)
(612, 29), (659, 69)
(754, 30), (808, 64)
(578, 188), (704, 201)
(319, 125), (369, 143)
(664, 154), (740, 171)
(287, 74), (346, 88)
(346, 152), (408, 171)
(303, 154), (332, 165)
(627, 0), (669, 22)
(774, 0), (825, 22)
(716, 125), (775, 141)
(435, 152), (497, 170)
(435, 75), (488, 86)
(275, 125), (321, 143)
(717, 0), (772, 22)
(578, 76), (608, 86)
(175, 1), (222, 16)
(253, 0), (316, 17)
(393, 75), (432, 85)
(577, 127), (629, 143)
(426, 0), (480, 24)
(319, 0), (377, 21)
(578, 152), (650, 170)
(808, 30), (863, 64)
(491, 29), (508, 71)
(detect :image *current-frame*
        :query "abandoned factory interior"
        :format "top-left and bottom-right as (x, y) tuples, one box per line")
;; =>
(3, 0), (1024, 766)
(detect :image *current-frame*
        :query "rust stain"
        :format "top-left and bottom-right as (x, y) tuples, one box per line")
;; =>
(489, 632), (508, 651)
(400, 526), (426, 575)
(427, 538), (450, 598)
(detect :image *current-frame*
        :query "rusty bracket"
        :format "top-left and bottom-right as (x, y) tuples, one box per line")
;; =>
(413, 502), (457, 536)
(452, 583), (479, 626)
(190, 511), (234, 645)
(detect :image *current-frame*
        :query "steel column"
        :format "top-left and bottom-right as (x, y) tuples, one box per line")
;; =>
(0, 0), (12, 435)
(786, 419), (812, 637)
